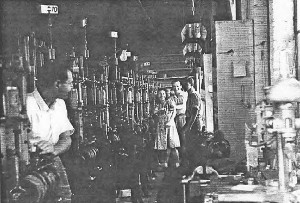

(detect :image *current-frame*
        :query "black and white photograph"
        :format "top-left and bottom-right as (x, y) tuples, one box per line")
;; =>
(1, 0), (300, 202)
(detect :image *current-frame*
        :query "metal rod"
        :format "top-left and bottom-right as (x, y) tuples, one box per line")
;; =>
(195, 71), (199, 92)
(294, 0), (299, 80)
(192, 0), (195, 16)
(114, 38), (118, 81)
(10, 129), (26, 200)
(48, 14), (53, 48)
(266, 0), (271, 86)
(277, 133), (286, 192)
(252, 19), (256, 104)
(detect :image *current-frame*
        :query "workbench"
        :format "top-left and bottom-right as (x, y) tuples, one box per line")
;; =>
(181, 175), (300, 203)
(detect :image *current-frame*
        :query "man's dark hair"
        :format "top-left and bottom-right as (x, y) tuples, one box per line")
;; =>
(157, 87), (167, 93)
(171, 80), (181, 85)
(186, 77), (194, 87)
(37, 61), (71, 89)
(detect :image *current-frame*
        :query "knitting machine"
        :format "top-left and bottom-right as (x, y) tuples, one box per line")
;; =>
(64, 24), (158, 202)
(1, 31), (63, 203)
(1, 11), (160, 202)
(252, 78), (300, 192)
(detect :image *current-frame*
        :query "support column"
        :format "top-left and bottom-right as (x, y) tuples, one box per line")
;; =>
(230, 0), (237, 20)
(296, 0), (300, 80)
(270, 0), (295, 84)
(203, 54), (214, 133)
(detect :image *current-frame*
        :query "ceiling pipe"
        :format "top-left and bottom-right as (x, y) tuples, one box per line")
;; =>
(267, 0), (271, 86)
(192, 0), (195, 16)
(294, 0), (299, 80)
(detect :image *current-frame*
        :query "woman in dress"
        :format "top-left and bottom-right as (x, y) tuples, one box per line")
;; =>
(152, 88), (180, 168)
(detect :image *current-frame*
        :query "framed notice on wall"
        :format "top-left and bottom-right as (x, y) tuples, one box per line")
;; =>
(233, 61), (247, 77)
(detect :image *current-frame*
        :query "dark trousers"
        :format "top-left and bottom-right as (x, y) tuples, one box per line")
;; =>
(183, 117), (207, 170)
(45, 156), (72, 203)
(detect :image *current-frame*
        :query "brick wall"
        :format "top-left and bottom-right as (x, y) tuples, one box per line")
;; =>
(215, 0), (270, 161)
(216, 20), (256, 161)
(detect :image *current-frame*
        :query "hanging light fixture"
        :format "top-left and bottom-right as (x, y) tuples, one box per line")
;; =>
(181, 0), (207, 70)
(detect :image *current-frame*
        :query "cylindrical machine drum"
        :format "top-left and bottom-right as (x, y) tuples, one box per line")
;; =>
(21, 166), (59, 203)
(81, 146), (99, 161)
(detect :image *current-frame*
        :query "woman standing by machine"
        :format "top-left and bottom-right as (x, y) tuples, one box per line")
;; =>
(152, 88), (180, 168)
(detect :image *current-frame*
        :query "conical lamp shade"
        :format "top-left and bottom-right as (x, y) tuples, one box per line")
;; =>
(268, 78), (300, 102)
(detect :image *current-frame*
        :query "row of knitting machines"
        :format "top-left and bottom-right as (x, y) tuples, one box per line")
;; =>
(0, 28), (161, 203)
(4, 18), (300, 203)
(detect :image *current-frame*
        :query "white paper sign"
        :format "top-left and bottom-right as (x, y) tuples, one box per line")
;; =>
(40, 5), (58, 14)
(110, 31), (118, 38)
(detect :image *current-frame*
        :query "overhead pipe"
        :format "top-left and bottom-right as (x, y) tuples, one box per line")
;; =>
(267, 0), (271, 86)
(295, 0), (300, 80)
(294, 0), (300, 115)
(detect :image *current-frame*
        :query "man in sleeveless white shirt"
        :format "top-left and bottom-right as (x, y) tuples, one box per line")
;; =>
(26, 62), (74, 203)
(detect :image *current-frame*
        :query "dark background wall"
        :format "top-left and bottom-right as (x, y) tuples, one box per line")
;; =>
(1, 1), (196, 59)
(1, 0), (232, 64)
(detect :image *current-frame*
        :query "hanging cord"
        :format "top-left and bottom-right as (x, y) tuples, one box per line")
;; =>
(136, 0), (155, 29)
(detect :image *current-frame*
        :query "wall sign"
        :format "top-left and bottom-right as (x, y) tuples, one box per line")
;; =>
(233, 61), (247, 77)
(143, 62), (151, 67)
(40, 5), (58, 14)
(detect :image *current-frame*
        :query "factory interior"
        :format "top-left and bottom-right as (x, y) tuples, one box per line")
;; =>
(2, 0), (300, 202)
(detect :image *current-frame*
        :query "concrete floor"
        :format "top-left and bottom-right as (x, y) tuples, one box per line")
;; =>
(116, 168), (185, 203)
(116, 172), (164, 203)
